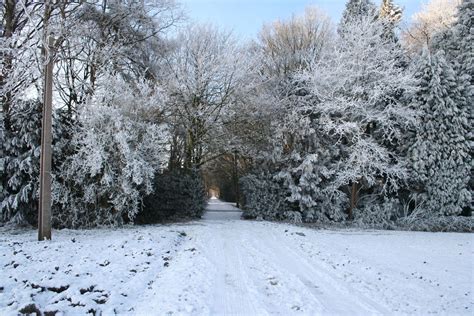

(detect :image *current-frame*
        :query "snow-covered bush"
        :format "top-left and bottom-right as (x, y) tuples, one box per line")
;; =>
(136, 168), (206, 223)
(240, 172), (295, 221)
(354, 198), (401, 228)
(275, 151), (347, 223)
(53, 75), (168, 228)
(397, 215), (473, 232)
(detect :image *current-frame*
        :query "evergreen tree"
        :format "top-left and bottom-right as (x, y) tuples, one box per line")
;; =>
(379, 0), (403, 40)
(0, 100), (41, 224)
(431, 0), (473, 214)
(455, 0), (474, 215)
(303, 15), (416, 221)
(409, 51), (471, 216)
(136, 168), (206, 224)
(0, 101), (73, 225)
(454, 0), (473, 78)
(380, 0), (403, 22)
(339, 0), (377, 35)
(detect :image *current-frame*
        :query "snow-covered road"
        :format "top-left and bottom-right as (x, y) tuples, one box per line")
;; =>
(1, 199), (473, 315)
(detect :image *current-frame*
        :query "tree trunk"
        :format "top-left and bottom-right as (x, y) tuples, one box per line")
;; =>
(348, 181), (359, 220)
(1, 0), (16, 133)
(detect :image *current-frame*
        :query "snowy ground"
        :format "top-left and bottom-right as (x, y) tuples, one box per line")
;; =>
(1, 200), (472, 315)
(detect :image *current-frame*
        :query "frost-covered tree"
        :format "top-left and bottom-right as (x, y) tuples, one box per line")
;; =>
(236, 7), (337, 222)
(258, 6), (333, 79)
(432, 0), (473, 79)
(379, 0), (403, 40)
(452, 0), (474, 78)
(454, 0), (474, 214)
(262, 9), (413, 223)
(402, 0), (461, 54)
(54, 75), (169, 228)
(380, 0), (403, 22)
(339, 0), (377, 35)
(164, 24), (246, 169)
(0, 100), (71, 225)
(0, 100), (41, 224)
(53, 0), (182, 117)
(1, 2), (45, 219)
(0, 1), (182, 227)
(429, 0), (473, 215)
(1, 1), (44, 134)
(301, 15), (416, 220)
(409, 51), (471, 216)
(240, 172), (296, 221)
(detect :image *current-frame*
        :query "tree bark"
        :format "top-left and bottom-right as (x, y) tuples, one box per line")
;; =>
(348, 181), (359, 220)
(1, 0), (16, 133)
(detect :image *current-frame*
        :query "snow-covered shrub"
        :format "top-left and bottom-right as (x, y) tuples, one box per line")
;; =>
(397, 215), (473, 232)
(240, 173), (295, 221)
(275, 152), (347, 223)
(136, 168), (206, 223)
(54, 76), (168, 228)
(354, 198), (401, 228)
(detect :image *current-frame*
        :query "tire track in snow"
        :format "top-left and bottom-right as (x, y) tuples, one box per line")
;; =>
(204, 220), (267, 315)
(242, 222), (391, 315)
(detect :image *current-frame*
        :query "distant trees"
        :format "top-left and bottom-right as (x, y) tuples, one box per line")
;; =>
(164, 24), (246, 170)
(258, 6), (333, 78)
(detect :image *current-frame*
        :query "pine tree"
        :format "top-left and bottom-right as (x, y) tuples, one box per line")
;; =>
(380, 0), (403, 22)
(454, 0), (473, 78)
(339, 0), (377, 35)
(0, 101), (72, 225)
(379, 0), (403, 40)
(409, 51), (471, 216)
(453, 0), (473, 215)
(431, 0), (473, 214)
(0, 100), (42, 224)
(296, 14), (416, 222)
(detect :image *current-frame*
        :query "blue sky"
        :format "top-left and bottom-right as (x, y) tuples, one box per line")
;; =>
(180, 0), (423, 39)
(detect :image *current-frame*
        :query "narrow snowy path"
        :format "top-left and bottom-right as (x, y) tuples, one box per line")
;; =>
(1, 200), (472, 315)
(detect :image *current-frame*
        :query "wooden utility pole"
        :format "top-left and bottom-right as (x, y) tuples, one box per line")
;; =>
(38, 1), (54, 241)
